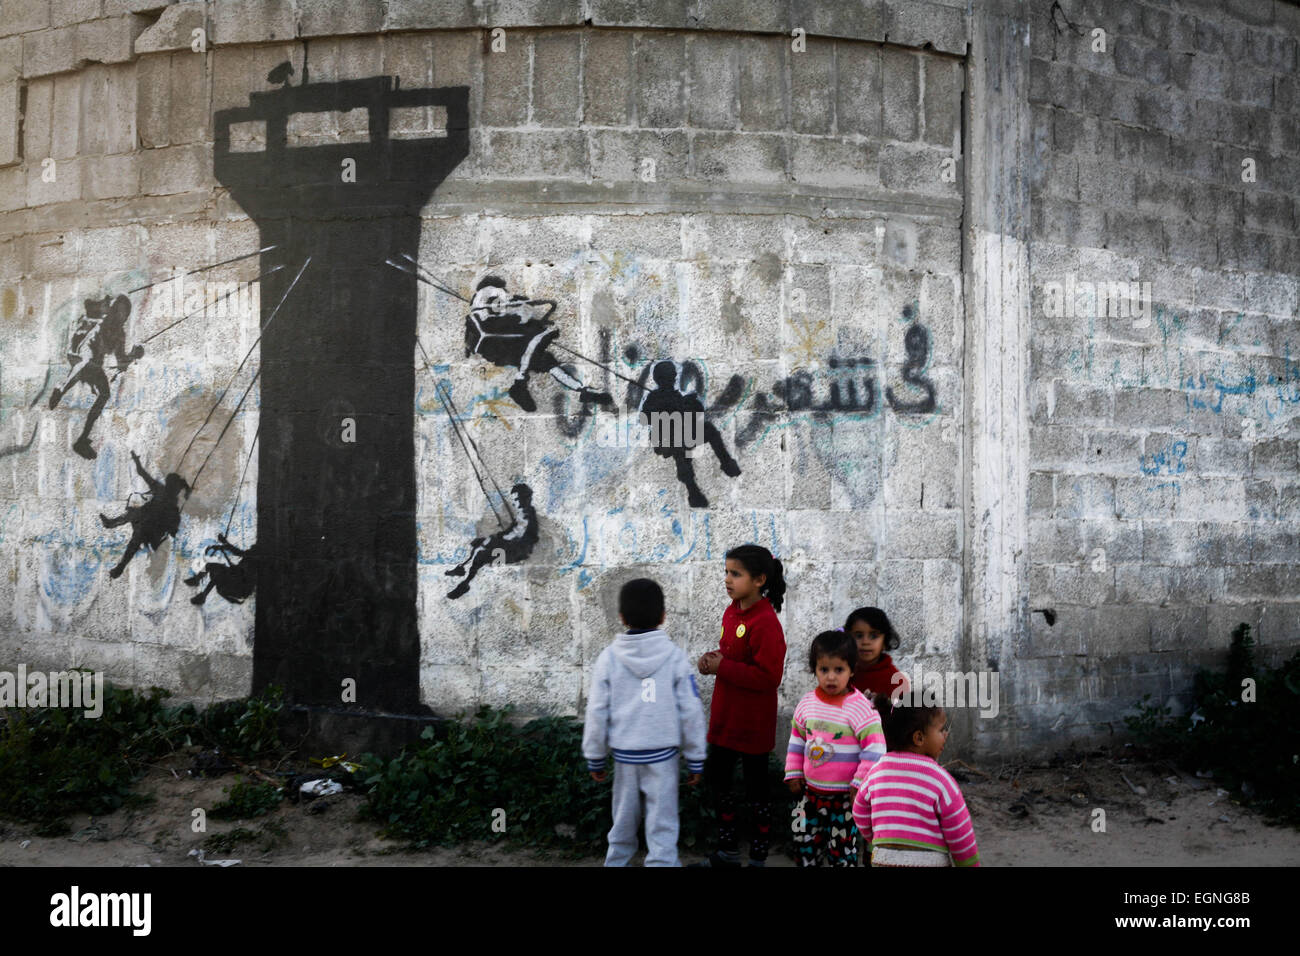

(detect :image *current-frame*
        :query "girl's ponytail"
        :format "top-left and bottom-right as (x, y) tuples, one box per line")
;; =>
(725, 544), (787, 613)
(766, 556), (787, 613)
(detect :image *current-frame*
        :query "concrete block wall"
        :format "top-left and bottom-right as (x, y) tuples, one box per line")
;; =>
(1002, 0), (1300, 750)
(1, 0), (1295, 756)
(0, 2), (970, 740)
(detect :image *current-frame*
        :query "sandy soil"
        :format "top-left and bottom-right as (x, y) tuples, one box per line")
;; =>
(0, 750), (1296, 867)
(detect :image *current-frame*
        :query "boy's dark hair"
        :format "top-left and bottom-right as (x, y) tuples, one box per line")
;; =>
(845, 606), (901, 652)
(808, 630), (857, 673)
(872, 694), (944, 752)
(724, 543), (787, 613)
(619, 578), (665, 630)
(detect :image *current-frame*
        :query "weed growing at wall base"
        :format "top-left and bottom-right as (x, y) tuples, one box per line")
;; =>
(1125, 624), (1300, 825)
(0, 684), (286, 835)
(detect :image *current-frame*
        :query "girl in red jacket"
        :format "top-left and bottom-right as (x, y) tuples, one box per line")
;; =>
(695, 544), (787, 867)
(846, 606), (911, 702)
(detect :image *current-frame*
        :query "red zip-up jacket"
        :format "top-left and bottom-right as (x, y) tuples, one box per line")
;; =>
(707, 597), (786, 754)
(851, 652), (910, 700)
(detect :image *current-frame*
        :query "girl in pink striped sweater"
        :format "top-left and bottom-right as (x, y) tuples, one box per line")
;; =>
(784, 630), (886, 866)
(851, 699), (981, 867)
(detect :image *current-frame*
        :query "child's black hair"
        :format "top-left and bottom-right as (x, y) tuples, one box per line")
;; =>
(872, 694), (945, 752)
(808, 630), (857, 673)
(619, 577), (665, 630)
(724, 543), (787, 612)
(844, 606), (901, 652)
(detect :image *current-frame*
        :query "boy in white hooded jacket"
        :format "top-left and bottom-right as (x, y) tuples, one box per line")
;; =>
(582, 578), (708, 866)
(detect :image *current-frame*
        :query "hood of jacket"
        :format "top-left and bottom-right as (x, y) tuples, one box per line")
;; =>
(609, 629), (676, 679)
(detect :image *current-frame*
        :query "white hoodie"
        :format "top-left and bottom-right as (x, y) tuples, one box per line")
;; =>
(582, 629), (708, 773)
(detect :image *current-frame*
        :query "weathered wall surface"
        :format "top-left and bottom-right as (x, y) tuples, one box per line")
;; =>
(0, 1), (968, 742)
(1003, 0), (1300, 749)
(0, 0), (1295, 755)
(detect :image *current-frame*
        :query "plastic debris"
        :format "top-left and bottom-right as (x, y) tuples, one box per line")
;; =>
(188, 848), (240, 867)
(300, 779), (344, 798)
(19, 840), (30, 849)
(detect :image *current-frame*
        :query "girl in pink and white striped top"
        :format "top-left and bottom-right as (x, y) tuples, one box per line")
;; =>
(851, 702), (980, 867)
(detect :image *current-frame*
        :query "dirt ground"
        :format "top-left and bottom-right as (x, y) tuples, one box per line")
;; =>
(1, 750), (1296, 867)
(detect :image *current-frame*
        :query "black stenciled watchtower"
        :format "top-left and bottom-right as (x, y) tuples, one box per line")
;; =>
(214, 77), (469, 725)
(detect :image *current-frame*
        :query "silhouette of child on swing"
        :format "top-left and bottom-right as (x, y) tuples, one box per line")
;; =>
(185, 534), (260, 605)
(445, 482), (538, 600)
(99, 451), (189, 579)
(465, 276), (613, 412)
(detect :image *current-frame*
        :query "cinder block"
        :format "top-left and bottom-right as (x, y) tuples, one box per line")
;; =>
(300, 0), (384, 37)
(77, 14), (146, 66)
(923, 56), (960, 148)
(480, 29), (529, 127)
(134, 51), (168, 147)
(1226, 64), (1275, 108)
(881, 47), (917, 141)
(210, 0), (295, 44)
(790, 135), (876, 188)
(790, 0), (882, 43)
(692, 130), (785, 184)
(484, 128), (586, 179)
(883, 0), (966, 55)
(586, 0), (689, 29)
(635, 32), (685, 129)
(0, 78), (20, 165)
(138, 142), (206, 194)
(80, 64), (135, 155)
(789, 36), (832, 135)
(528, 31), (579, 128)
(588, 128), (687, 182)
(735, 35), (785, 132)
(880, 143), (955, 198)
(49, 72), (79, 159)
(693, 0), (789, 33)
(582, 31), (633, 127)
(26, 154), (79, 203)
(835, 40), (879, 138)
(1, 0), (50, 38)
(133, 1), (203, 55)
(1242, 190), (1293, 234)
(82, 149), (137, 197)
(0, 164), (24, 208)
(21, 74), (53, 158)
(1250, 438), (1299, 475)
(167, 47), (204, 144)
(104, 0), (175, 13)
(52, 0), (101, 25)
(22, 25), (77, 77)
(687, 34), (738, 131)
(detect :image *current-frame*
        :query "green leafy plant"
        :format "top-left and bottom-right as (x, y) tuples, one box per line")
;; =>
(0, 683), (289, 834)
(209, 779), (283, 820)
(359, 705), (801, 859)
(1126, 624), (1300, 824)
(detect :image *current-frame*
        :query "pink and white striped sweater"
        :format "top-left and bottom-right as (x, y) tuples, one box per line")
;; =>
(851, 752), (981, 866)
(784, 687), (886, 792)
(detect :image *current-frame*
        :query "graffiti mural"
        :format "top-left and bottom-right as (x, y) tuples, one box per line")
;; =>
(47, 294), (145, 460)
(2, 65), (951, 718)
(99, 451), (190, 579)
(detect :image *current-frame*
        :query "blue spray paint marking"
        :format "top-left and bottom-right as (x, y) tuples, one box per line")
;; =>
(41, 548), (100, 607)
(1139, 440), (1187, 477)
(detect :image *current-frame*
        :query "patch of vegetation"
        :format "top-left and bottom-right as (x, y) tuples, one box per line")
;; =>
(1126, 624), (1300, 825)
(359, 705), (798, 858)
(209, 779), (283, 820)
(0, 683), (286, 835)
(203, 819), (287, 854)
